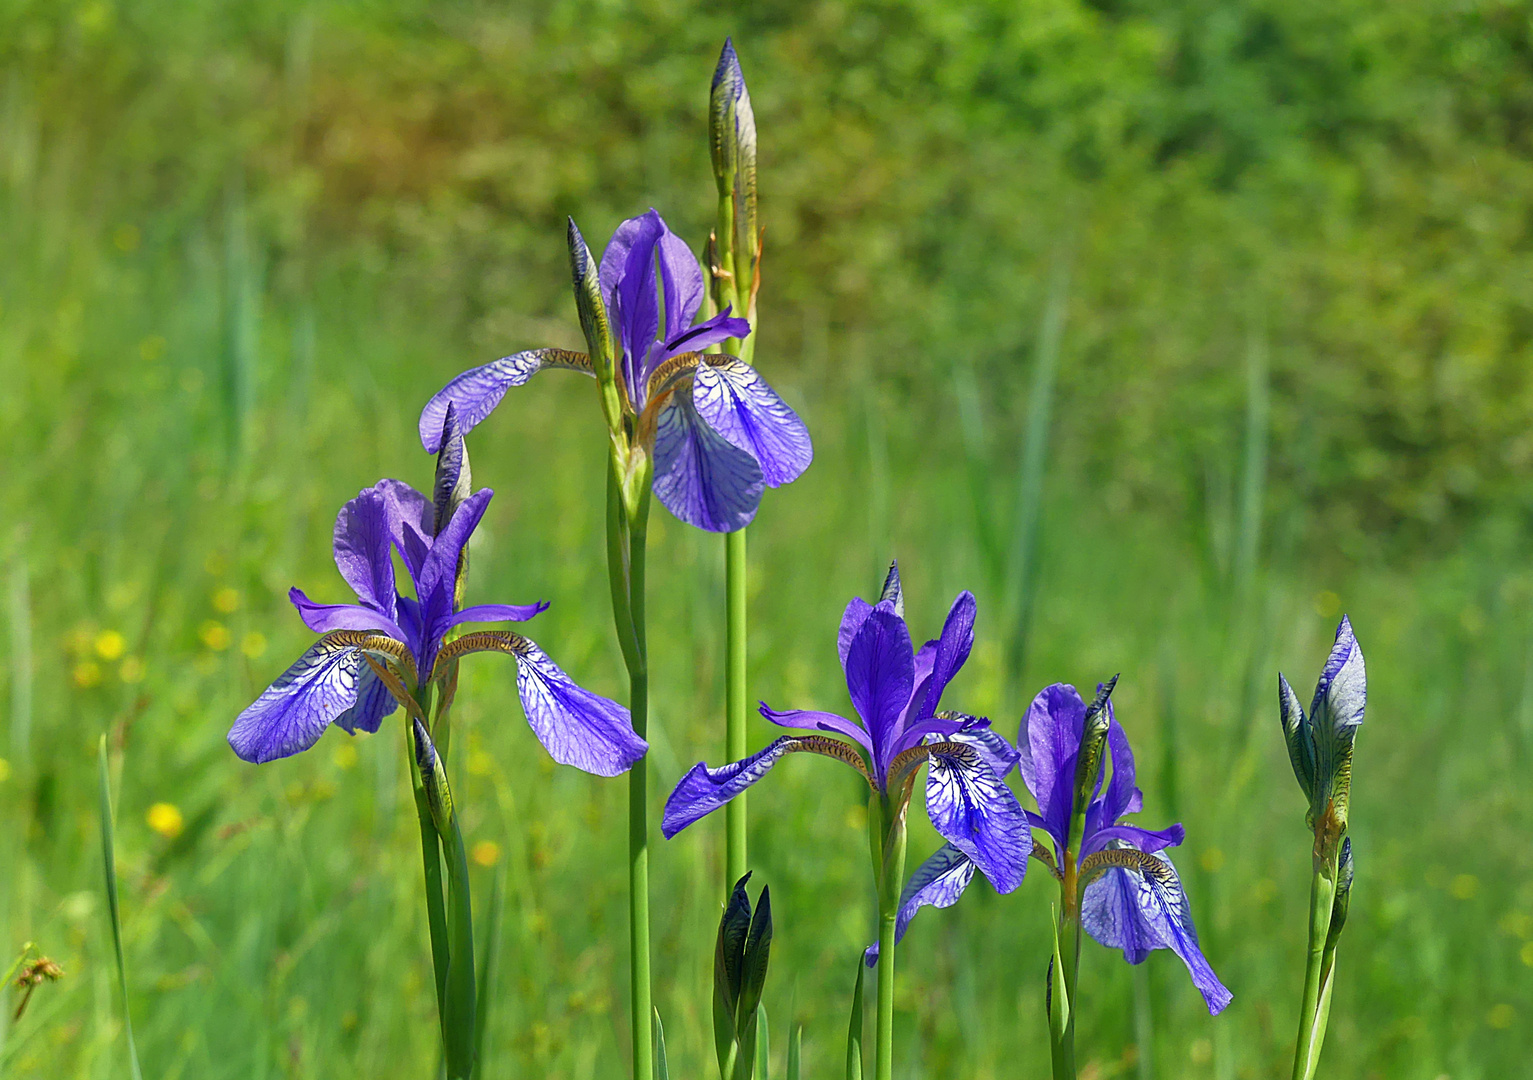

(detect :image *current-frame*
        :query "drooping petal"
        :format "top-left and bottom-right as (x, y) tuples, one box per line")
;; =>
(510, 637), (647, 777)
(651, 389), (765, 532)
(759, 705), (874, 755)
(448, 602), (549, 628)
(906, 591), (976, 728)
(837, 597), (874, 667)
(419, 350), (593, 452)
(844, 600), (915, 774)
(415, 488), (493, 663)
(288, 588), (408, 642)
(1017, 683), (1086, 848)
(924, 741), (1030, 893)
(1081, 847), (1231, 1015)
(334, 665), (398, 735)
(333, 486), (398, 617)
(228, 636), (366, 763)
(691, 358), (812, 488)
(663, 734), (869, 838)
(862, 843), (976, 966)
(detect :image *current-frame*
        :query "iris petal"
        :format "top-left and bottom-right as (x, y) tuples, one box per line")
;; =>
(288, 589), (407, 642)
(510, 637), (646, 777)
(652, 390), (764, 532)
(663, 734), (865, 838)
(333, 486), (398, 617)
(837, 597), (874, 668)
(924, 742), (1030, 893)
(759, 705), (874, 755)
(1081, 846), (1231, 1014)
(844, 601), (915, 774)
(448, 602), (549, 627)
(228, 636), (366, 764)
(657, 227), (706, 343)
(1017, 683), (1086, 850)
(334, 665), (398, 735)
(419, 350), (592, 453)
(862, 843), (977, 966)
(691, 358), (812, 488)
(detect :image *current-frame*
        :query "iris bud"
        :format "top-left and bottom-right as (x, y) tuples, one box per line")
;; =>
(413, 719), (456, 838)
(714, 872), (773, 1080)
(1072, 676), (1118, 812)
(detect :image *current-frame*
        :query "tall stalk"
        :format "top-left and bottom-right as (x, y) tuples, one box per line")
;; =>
(872, 806), (907, 1080)
(710, 39), (759, 894)
(608, 455), (654, 1080)
(1290, 851), (1339, 1080)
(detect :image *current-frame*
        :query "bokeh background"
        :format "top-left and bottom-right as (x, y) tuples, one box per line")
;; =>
(3, 1), (1532, 1077)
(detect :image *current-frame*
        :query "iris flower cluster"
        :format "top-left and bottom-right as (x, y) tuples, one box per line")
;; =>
(220, 35), (1378, 1080)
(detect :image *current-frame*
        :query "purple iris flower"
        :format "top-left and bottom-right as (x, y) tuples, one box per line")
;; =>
(662, 563), (1030, 904)
(418, 209), (812, 532)
(889, 682), (1232, 1011)
(227, 417), (646, 776)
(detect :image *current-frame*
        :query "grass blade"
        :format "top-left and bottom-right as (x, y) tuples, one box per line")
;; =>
(844, 957), (864, 1080)
(470, 864), (505, 1080)
(754, 1003), (769, 1080)
(787, 1023), (802, 1080)
(97, 735), (143, 1080)
(654, 1008), (670, 1080)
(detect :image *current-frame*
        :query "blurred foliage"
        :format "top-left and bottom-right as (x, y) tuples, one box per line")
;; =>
(5, 0), (1533, 557)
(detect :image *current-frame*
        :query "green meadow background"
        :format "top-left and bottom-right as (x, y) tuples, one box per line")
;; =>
(3, 1), (1532, 1077)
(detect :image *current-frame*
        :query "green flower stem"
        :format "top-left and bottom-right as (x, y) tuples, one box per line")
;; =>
(724, 526), (749, 888)
(873, 806), (907, 1080)
(609, 455), (654, 1080)
(1291, 850), (1339, 1080)
(408, 682), (451, 1038)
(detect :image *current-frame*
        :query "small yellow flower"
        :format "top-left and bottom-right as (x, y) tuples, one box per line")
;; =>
(200, 622), (230, 651)
(1520, 941), (1533, 968)
(212, 587), (240, 614)
(240, 631), (267, 659)
(467, 749), (494, 777)
(94, 630), (126, 661)
(332, 742), (358, 771)
(1487, 1003), (1515, 1029)
(1199, 847), (1226, 873)
(147, 802), (184, 839)
(1313, 590), (1341, 618)
(0, 758), (11, 783)
(138, 335), (166, 362)
(1188, 1038), (1212, 1064)
(1450, 874), (1479, 900)
(119, 657), (145, 683)
(73, 661), (103, 689)
(471, 841), (501, 868)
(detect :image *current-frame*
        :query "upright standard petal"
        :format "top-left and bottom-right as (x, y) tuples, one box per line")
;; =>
(924, 741), (1030, 893)
(419, 350), (593, 452)
(663, 734), (870, 838)
(1277, 671), (1315, 796)
(415, 488), (493, 661)
(690, 358), (813, 488)
(432, 404), (472, 535)
(843, 601), (915, 773)
(862, 843), (976, 966)
(1081, 847), (1231, 1015)
(510, 637), (646, 777)
(333, 487), (398, 617)
(1017, 683), (1086, 846)
(656, 227), (706, 344)
(904, 591), (977, 730)
(837, 597), (874, 667)
(652, 390), (765, 532)
(228, 636), (366, 763)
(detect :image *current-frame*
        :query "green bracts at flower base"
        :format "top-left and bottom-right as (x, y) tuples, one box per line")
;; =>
(714, 873), (773, 1080)
(1278, 616), (1366, 1080)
